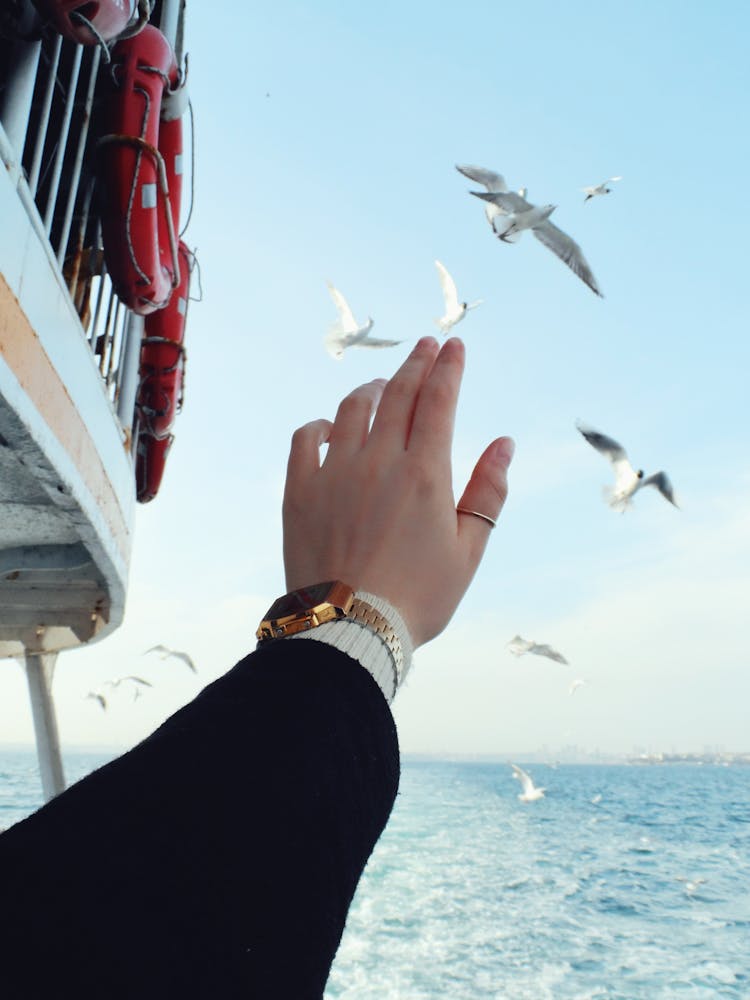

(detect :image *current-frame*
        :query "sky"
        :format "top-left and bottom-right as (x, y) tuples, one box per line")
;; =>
(2, 0), (749, 757)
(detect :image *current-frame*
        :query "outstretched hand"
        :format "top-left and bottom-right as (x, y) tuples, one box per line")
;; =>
(283, 337), (514, 648)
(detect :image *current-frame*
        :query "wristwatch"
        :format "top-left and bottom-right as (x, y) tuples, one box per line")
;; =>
(256, 581), (355, 641)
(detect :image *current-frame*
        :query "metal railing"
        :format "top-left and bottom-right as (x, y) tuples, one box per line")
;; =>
(0, 0), (183, 432)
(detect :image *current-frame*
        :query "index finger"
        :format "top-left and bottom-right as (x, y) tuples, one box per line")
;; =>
(407, 337), (465, 456)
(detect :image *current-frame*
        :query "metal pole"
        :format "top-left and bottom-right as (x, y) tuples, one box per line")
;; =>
(158, 0), (183, 53)
(43, 44), (83, 236)
(24, 651), (66, 802)
(27, 35), (63, 198)
(116, 311), (144, 429)
(0, 30), (41, 166)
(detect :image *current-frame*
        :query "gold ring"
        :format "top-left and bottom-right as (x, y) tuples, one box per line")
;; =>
(456, 507), (496, 529)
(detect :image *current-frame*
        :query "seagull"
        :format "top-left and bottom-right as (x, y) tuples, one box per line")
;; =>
(85, 691), (107, 711)
(569, 678), (587, 696)
(434, 260), (482, 334)
(143, 644), (197, 673)
(105, 675), (153, 702)
(324, 282), (402, 360)
(576, 421), (678, 512)
(467, 187), (603, 297)
(677, 876), (707, 895)
(582, 176), (622, 201)
(105, 675), (153, 690)
(511, 764), (546, 802)
(507, 634), (569, 665)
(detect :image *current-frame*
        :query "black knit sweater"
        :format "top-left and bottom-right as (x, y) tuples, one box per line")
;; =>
(0, 639), (400, 998)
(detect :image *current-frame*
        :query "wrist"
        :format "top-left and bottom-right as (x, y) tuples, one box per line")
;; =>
(291, 591), (413, 703)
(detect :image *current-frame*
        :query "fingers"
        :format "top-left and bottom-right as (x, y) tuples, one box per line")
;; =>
(326, 379), (386, 460)
(368, 337), (440, 449)
(285, 418), (333, 494)
(457, 437), (515, 556)
(408, 337), (465, 456)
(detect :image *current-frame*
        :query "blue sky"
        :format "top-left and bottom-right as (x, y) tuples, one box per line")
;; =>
(2, 0), (749, 755)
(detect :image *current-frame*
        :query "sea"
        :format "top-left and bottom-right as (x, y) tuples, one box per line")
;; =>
(1, 750), (748, 999)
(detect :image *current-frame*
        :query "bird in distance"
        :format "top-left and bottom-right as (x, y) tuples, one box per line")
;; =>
(143, 645), (198, 673)
(507, 634), (569, 665)
(511, 764), (546, 802)
(582, 176), (622, 201)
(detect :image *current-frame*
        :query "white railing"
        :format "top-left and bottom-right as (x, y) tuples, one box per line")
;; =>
(0, 0), (183, 432)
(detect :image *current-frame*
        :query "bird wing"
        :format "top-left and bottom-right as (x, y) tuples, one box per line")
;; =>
(435, 260), (460, 313)
(455, 163), (508, 193)
(532, 221), (603, 297)
(576, 422), (629, 466)
(471, 190), (532, 213)
(531, 644), (568, 665)
(144, 644), (170, 656)
(608, 176), (623, 183)
(326, 283), (358, 333)
(125, 675), (153, 687)
(356, 336), (403, 350)
(172, 651), (197, 672)
(512, 764), (534, 795)
(641, 471), (678, 507)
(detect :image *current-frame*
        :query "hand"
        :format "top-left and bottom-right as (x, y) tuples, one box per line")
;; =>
(282, 336), (514, 648)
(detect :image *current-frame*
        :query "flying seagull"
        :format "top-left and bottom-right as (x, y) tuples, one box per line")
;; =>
(468, 187), (603, 297)
(105, 675), (153, 690)
(324, 282), (402, 360)
(507, 634), (569, 665)
(582, 176), (622, 201)
(434, 260), (482, 334)
(143, 644), (197, 673)
(511, 764), (546, 802)
(576, 421), (678, 512)
(569, 678), (587, 696)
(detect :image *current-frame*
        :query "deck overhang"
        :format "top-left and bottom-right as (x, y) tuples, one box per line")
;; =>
(0, 124), (135, 658)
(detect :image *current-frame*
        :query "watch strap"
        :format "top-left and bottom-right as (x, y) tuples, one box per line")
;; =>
(291, 591), (413, 703)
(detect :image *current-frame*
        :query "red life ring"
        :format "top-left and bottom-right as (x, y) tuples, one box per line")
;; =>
(136, 240), (192, 440)
(135, 434), (172, 504)
(98, 24), (186, 315)
(33, 1), (137, 44)
(134, 240), (192, 502)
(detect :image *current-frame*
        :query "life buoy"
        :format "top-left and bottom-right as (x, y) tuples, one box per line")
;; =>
(135, 433), (172, 504)
(33, 0), (137, 44)
(134, 240), (192, 502)
(98, 23), (187, 315)
(136, 240), (191, 440)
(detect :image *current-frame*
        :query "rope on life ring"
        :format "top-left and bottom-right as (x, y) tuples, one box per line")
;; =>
(97, 133), (180, 298)
(97, 24), (186, 315)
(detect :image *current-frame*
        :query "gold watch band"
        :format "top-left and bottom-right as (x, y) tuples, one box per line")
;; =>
(349, 597), (404, 692)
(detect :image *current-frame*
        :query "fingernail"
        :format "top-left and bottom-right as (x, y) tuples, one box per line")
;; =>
(491, 437), (515, 468)
(415, 336), (438, 352)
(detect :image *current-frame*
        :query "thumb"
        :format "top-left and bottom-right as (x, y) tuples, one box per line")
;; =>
(456, 437), (514, 553)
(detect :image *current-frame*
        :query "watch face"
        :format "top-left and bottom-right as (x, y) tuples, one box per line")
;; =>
(265, 581), (339, 620)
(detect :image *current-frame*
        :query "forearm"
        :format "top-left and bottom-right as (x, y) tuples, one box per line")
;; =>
(0, 639), (399, 999)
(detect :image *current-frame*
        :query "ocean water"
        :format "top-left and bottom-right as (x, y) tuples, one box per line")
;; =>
(2, 752), (749, 999)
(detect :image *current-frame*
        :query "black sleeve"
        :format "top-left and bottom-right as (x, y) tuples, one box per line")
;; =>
(0, 639), (400, 999)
